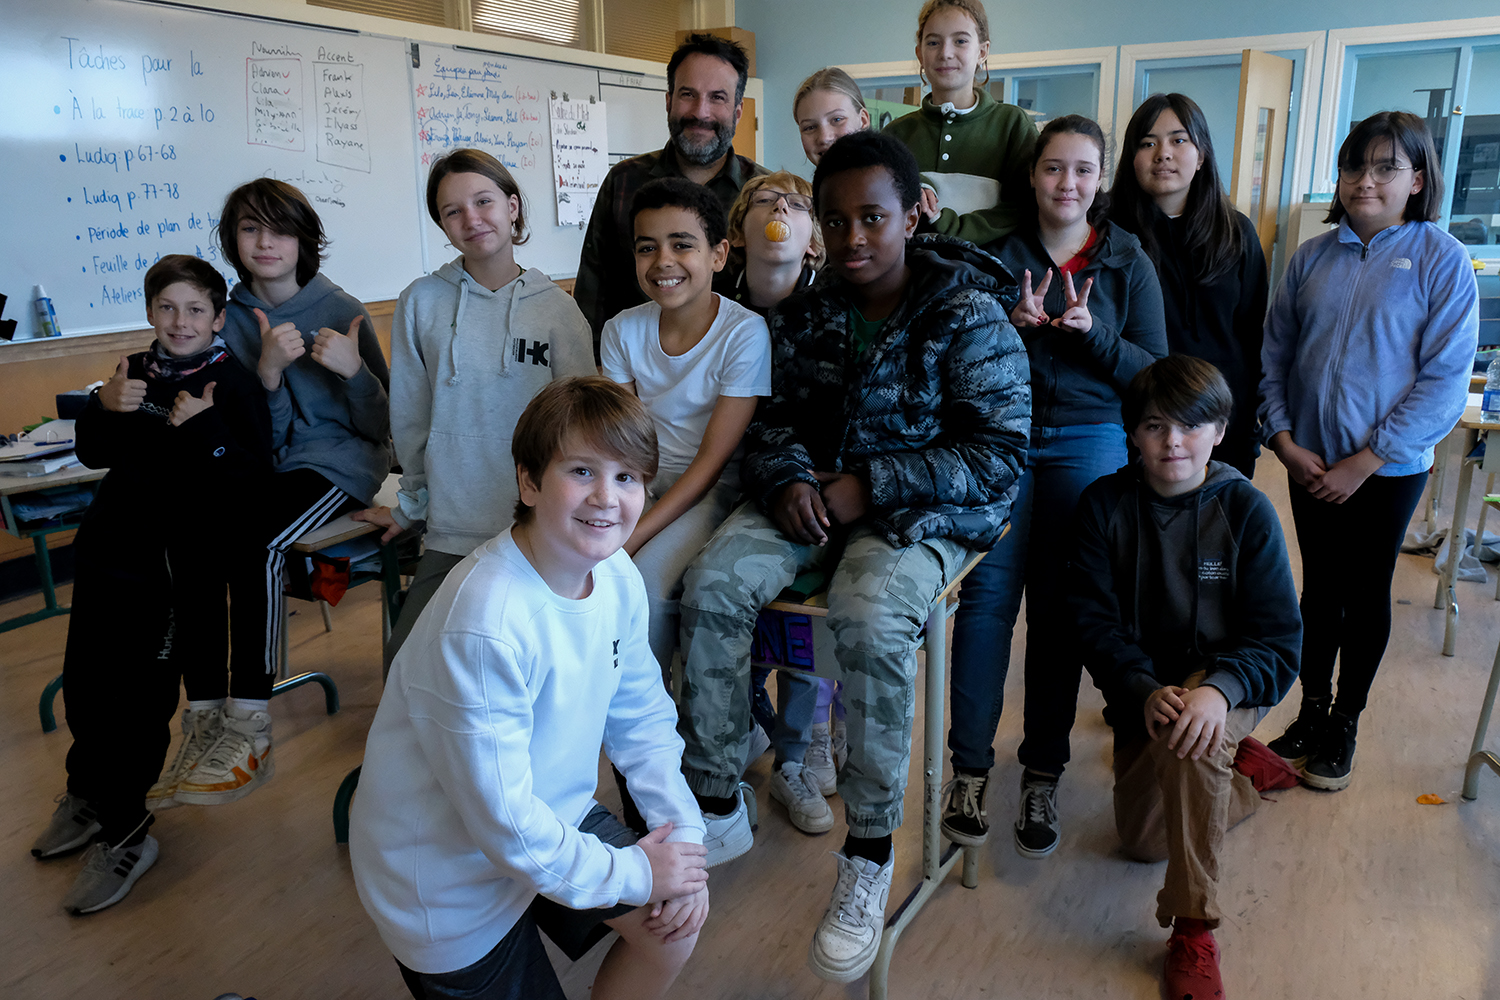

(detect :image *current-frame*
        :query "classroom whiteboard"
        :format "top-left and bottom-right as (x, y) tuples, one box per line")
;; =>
(0, 0), (425, 339)
(409, 43), (604, 278)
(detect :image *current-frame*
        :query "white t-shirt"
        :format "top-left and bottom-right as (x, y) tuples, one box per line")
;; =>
(348, 530), (703, 974)
(600, 294), (772, 485)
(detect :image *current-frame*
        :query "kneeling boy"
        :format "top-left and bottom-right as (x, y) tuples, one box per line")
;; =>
(1069, 356), (1301, 1000)
(675, 130), (1030, 983)
(350, 377), (709, 1000)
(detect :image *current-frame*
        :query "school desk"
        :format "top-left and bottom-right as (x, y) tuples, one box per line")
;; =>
(1463, 497), (1500, 801)
(1435, 405), (1499, 656)
(0, 464), (106, 639)
(745, 541), (994, 1000)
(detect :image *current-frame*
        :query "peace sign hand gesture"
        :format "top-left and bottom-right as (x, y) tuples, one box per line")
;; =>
(1050, 271), (1094, 334)
(1010, 268), (1051, 328)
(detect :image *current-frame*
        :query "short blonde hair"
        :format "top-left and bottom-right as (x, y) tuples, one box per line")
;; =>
(726, 171), (824, 269)
(792, 67), (867, 124)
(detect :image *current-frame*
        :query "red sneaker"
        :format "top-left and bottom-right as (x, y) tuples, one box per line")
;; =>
(1164, 923), (1224, 1000)
(1232, 736), (1299, 793)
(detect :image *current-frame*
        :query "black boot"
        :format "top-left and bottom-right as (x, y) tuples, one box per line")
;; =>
(1266, 694), (1331, 768)
(1302, 709), (1358, 791)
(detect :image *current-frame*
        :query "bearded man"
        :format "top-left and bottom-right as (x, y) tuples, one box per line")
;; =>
(573, 33), (767, 357)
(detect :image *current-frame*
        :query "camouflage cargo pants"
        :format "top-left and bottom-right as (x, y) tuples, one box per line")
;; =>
(678, 502), (970, 838)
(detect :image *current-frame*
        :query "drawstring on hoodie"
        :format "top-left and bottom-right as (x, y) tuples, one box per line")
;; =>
(447, 270), (528, 385)
(448, 278), (470, 386)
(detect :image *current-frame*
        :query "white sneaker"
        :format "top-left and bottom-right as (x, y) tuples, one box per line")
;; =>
(147, 707), (222, 811)
(808, 851), (893, 982)
(804, 723), (837, 796)
(770, 761), (835, 834)
(701, 783), (755, 867)
(175, 708), (273, 805)
(832, 716), (849, 770)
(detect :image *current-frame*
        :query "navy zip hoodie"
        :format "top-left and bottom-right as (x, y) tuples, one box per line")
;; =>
(986, 220), (1168, 428)
(1068, 460), (1301, 741)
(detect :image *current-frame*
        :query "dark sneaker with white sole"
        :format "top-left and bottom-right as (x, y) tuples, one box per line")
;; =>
(1265, 695), (1331, 770)
(1301, 710), (1357, 791)
(1015, 771), (1060, 858)
(940, 771), (990, 846)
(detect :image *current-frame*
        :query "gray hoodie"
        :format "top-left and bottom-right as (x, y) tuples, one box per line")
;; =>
(222, 273), (393, 505)
(389, 259), (596, 556)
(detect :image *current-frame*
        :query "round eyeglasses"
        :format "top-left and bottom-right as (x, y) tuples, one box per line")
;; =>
(749, 190), (813, 213)
(1338, 162), (1413, 185)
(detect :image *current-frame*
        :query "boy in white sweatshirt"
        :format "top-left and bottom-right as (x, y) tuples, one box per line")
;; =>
(350, 377), (710, 1000)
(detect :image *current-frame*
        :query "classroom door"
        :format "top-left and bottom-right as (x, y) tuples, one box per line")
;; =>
(733, 97), (757, 162)
(1230, 50), (1295, 260)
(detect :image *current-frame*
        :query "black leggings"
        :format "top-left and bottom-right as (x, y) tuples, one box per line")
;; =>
(1287, 470), (1426, 717)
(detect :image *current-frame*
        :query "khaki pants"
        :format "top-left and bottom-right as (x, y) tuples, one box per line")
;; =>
(1112, 671), (1263, 929)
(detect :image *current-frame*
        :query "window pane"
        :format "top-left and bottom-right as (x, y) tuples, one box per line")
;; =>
(472, 0), (584, 47)
(1139, 63), (1241, 164)
(1012, 71), (1096, 125)
(308, 0), (446, 28)
(1349, 49), (1458, 122)
(1453, 47), (1500, 244)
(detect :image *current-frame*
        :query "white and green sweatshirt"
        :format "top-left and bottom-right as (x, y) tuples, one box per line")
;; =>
(883, 88), (1038, 248)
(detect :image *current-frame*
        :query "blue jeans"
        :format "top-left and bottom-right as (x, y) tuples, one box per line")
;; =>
(947, 423), (1127, 775)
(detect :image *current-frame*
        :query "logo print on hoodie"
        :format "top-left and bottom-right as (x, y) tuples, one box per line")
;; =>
(612, 638), (620, 669)
(513, 339), (550, 367)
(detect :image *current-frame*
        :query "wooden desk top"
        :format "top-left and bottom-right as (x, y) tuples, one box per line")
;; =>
(1460, 404), (1500, 431)
(0, 464), (106, 496)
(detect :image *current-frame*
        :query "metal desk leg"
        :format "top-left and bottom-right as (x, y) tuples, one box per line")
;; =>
(2, 535), (73, 634)
(1463, 637), (1500, 800)
(1438, 429), (1479, 656)
(39, 672), (65, 733)
(868, 600), (979, 1000)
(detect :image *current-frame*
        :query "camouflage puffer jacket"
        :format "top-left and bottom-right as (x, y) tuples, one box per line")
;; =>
(745, 235), (1032, 550)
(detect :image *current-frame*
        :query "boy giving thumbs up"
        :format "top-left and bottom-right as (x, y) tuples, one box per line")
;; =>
(30, 255), (272, 915)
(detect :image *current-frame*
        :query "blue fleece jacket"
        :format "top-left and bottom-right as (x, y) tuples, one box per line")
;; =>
(1259, 219), (1478, 477)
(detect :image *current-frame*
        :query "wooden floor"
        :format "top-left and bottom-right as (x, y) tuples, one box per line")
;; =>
(5, 453), (1500, 1000)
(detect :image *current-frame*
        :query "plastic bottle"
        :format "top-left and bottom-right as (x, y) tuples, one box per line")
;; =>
(32, 285), (60, 338)
(1484, 354), (1500, 423)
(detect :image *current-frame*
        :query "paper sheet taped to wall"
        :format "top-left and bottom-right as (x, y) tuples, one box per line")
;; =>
(550, 99), (607, 227)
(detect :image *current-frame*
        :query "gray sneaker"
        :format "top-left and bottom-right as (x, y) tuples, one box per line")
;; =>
(31, 793), (102, 859)
(62, 834), (159, 915)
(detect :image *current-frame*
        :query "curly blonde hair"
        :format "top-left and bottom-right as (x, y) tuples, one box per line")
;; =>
(726, 171), (824, 268)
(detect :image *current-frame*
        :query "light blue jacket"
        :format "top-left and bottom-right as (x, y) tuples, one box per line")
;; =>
(1259, 219), (1478, 477)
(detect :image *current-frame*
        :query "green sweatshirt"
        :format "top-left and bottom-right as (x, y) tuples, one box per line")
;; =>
(883, 88), (1037, 247)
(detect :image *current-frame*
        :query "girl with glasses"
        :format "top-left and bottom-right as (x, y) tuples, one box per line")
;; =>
(1260, 111), (1479, 790)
